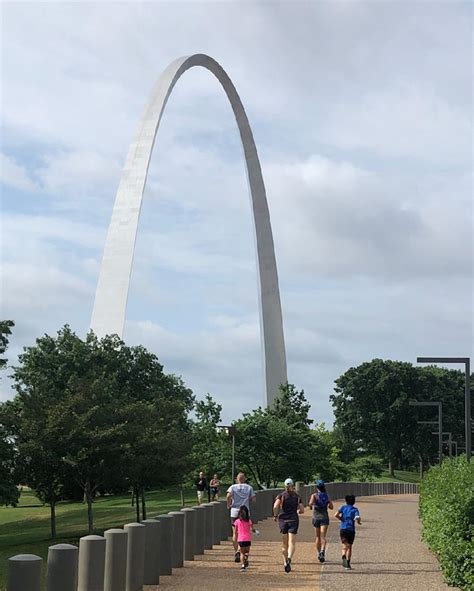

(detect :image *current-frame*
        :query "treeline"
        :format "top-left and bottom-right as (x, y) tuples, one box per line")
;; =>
(0, 321), (470, 541)
(331, 359), (471, 474)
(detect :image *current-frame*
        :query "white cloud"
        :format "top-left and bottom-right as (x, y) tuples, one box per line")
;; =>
(0, 153), (38, 192)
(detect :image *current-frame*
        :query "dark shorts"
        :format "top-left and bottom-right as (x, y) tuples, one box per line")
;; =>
(312, 517), (330, 528)
(211, 487), (219, 496)
(239, 541), (251, 548)
(279, 519), (299, 535)
(340, 529), (355, 545)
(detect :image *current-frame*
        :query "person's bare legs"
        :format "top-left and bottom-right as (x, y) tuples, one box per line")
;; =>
(320, 524), (329, 553)
(232, 525), (238, 552)
(240, 546), (250, 568)
(346, 543), (352, 562)
(281, 533), (289, 564)
(288, 533), (296, 561)
(315, 527), (322, 553)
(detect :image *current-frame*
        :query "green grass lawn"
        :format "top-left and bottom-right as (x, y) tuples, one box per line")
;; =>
(375, 469), (421, 483)
(0, 486), (202, 590)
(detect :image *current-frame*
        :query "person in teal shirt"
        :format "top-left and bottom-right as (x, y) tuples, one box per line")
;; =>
(334, 494), (361, 570)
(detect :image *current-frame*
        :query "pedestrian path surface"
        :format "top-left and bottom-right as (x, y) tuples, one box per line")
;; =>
(146, 494), (455, 591)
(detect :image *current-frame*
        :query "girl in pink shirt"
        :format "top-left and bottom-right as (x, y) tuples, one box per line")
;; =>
(233, 505), (255, 571)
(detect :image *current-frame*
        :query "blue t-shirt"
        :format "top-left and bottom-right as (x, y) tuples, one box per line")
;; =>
(338, 504), (360, 531)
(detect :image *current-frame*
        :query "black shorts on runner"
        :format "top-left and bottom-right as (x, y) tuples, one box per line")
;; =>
(239, 541), (251, 548)
(279, 519), (299, 535)
(340, 529), (355, 545)
(312, 517), (330, 528)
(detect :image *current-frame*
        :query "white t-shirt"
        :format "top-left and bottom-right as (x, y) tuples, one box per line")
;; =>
(227, 483), (255, 518)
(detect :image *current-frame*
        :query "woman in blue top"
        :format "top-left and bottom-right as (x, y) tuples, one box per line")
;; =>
(308, 479), (334, 563)
(334, 494), (361, 570)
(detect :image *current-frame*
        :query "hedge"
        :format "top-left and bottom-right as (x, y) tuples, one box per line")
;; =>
(419, 456), (474, 590)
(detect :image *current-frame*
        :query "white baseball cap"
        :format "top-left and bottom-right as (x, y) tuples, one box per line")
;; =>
(284, 478), (294, 486)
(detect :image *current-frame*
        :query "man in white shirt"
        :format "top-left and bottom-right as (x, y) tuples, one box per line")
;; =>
(227, 472), (256, 562)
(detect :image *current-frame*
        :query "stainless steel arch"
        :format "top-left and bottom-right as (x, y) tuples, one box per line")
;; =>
(91, 53), (287, 406)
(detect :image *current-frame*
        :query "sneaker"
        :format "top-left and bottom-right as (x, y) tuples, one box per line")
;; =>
(284, 558), (292, 573)
(240, 564), (246, 572)
(244, 555), (249, 568)
(345, 560), (352, 570)
(320, 550), (325, 563)
(234, 551), (241, 563)
(342, 556), (348, 569)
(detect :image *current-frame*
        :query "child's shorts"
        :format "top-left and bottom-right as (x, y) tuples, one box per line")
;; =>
(239, 541), (251, 548)
(340, 529), (355, 545)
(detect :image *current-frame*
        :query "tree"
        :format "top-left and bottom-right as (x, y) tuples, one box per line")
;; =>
(10, 325), (194, 534)
(330, 359), (467, 475)
(348, 455), (384, 482)
(188, 395), (230, 485)
(270, 383), (312, 429)
(0, 320), (14, 372)
(234, 385), (316, 487)
(331, 359), (422, 475)
(0, 412), (19, 507)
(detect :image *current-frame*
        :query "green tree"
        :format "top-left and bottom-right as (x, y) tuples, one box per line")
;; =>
(0, 414), (19, 507)
(270, 383), (312, 429)
(0, 320), (14, 372)
(330, 359), (467, 475)
(10, 325), (194, 534)
(188, 395), (230, 486)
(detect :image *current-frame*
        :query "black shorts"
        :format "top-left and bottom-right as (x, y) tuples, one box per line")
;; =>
(312, 516), (330, 528)
(211, 487), (219, 496)
(340, 529), (355, 545)
(239, 541), (251, 548)
(279, 519), (299, 535)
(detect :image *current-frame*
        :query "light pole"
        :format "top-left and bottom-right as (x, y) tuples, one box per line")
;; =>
(417, 357), (471, 460)
(409, 400), (443, 464)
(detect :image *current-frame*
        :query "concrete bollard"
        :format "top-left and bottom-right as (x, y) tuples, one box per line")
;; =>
(78, 535), (106, 591)
(104, 529), (128, 591)
(218, 500), (230, 540)
(203, 503), (214, 550)
(46, 543), (78, 591)
(181, 507), (197, 560)
(168, 511), (185, 568)
(142, 519), (160, 585)
(123, 523), (145, 591)
(209, 502), (222, 545)
(156, 514), (174, 575)
(7, 554), (42, 591)
(193, 505), (206, 555)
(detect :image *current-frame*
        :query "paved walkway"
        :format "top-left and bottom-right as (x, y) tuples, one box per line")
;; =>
(146, 494), (455, 590)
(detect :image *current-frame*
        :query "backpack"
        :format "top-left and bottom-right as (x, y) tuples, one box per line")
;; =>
(315, 491), (329, 509)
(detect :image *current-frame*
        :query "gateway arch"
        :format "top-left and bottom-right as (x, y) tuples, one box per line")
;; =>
(91, 54), (287, 406)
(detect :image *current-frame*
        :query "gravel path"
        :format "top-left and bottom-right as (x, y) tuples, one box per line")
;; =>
(146, 494), (455, 590)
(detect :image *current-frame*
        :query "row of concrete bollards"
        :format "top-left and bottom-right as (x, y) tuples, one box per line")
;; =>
(7, 490), (280, 591)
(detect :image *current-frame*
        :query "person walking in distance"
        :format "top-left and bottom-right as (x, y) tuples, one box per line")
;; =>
(273, 478), (305, 573)
(195, 471), (208, 505)
(210, 474), (220, 501)
(227, 472), (256, 563)
(334, 494), (361, 570)
(309, 479), (334, 563)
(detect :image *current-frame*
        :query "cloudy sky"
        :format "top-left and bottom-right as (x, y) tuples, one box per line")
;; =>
(1, 1), (472, 425)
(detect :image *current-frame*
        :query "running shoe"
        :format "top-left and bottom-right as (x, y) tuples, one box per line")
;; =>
(240, 564), (246, 572)
(345, 560), (352, 570)
(234, 551), (241, 563)
(244, 555), (249, 569)
(284, 558), (292, 573)
(342, 556), (348, 569)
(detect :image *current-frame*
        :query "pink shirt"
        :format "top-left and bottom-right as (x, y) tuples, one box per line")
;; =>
(234, 518), (253, 543)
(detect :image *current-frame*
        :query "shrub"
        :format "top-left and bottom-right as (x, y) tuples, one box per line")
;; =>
(419, 456), (473, 590)
(348, 455), (384, 482)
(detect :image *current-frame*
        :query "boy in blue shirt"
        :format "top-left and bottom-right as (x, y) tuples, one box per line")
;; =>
(334, 494), (361, 570)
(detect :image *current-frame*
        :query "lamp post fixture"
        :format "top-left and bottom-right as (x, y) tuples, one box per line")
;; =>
(417, 357), (471, 460)
(409, 400), (443, 464)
